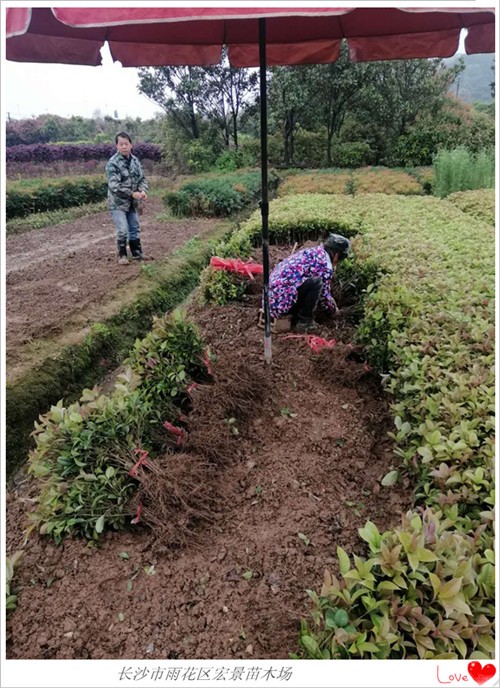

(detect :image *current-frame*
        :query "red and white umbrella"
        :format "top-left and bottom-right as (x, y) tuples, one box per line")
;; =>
(6, 7), (495, 65)
(6, 6), (495, 361)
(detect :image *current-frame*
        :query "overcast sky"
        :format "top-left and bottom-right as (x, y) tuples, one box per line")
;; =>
(4, 43), (162, 121)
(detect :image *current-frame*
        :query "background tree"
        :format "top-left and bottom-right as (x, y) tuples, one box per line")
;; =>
(201, 51), (258, 149)
(268, 66), (316, 166)
(306, 45), (373, 166)
(355, 58), (464, 161)
(138, 66), (207, 140)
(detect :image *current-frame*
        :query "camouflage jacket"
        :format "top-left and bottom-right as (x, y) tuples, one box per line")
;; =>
(105, 152), (148, 211)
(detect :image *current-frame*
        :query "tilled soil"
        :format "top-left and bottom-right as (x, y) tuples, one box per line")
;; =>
(6, 262), (411, 660)
(6, 197), (219, 367)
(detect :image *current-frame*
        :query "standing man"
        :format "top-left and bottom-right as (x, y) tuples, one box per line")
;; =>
(106, 132), (151, 265)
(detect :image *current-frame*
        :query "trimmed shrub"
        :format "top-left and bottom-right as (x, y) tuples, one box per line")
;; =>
(164, 170), (280, 218)
(278, 172), (352, 197)
(239, 194), (364, 246)
(352, 168), (422, 195)
(278, 167), (424, 198)
(6, 176), (108, 219)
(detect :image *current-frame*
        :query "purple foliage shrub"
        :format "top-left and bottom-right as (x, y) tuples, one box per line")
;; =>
(6, 142), (162, 163)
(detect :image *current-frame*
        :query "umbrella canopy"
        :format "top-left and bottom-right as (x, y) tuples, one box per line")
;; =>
(6, 7), (495, 66)
(5, 7), (495, 362)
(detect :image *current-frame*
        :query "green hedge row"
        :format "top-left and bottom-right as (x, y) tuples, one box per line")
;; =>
(219, 193), (494, 659)
(164, 170), (280, 217)
(6, 176), (107, 219)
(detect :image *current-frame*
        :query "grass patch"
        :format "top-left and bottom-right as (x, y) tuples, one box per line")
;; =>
(433, 147), (494, 198)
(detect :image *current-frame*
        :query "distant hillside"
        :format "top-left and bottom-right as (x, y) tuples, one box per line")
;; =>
(444, 53), (495, 103)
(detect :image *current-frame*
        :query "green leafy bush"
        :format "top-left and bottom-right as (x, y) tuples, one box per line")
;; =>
(198, 267), (247, 305)
(6, 175), (108, 219)
(27, 312), (209, 542)
(388, 103), (495, 167)
(333, 142), (373, 168)
(6, 551), (23, 614)
(214, 147), (259, 172)
(125, 309), (208, 407)
(164, 170), (280, 218)
(297, 511), (494, 659)
(293, 129), (328, 167)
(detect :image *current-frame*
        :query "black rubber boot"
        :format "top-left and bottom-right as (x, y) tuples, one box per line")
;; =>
(128, 238), (142, 259)
(117, 240), (129, 265)
(129, 238), (153, 261)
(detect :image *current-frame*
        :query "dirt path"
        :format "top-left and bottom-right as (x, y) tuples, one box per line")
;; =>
(6, 198), (218, 366)
(6, 262), (411, 660)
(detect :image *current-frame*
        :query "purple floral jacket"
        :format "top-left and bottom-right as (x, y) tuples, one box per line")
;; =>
(268, 245), (337, 318)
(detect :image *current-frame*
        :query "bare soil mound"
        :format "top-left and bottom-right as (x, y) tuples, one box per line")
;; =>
(6, 265), (411, 660)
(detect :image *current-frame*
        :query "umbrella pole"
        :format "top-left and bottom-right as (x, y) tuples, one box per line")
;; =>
(259, 18), (272, 365)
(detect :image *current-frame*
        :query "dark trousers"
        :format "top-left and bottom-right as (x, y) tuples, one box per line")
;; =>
(291, 277), (322, 320)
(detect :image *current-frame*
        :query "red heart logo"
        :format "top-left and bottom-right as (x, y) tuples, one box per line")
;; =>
(468, 662), (497, 686)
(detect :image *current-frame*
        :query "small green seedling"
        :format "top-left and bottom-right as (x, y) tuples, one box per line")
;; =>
(298, 532), (311, 547)
(224, 417), (239, 436)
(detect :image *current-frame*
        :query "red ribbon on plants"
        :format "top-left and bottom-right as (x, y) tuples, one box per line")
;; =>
(187, 382), (197, 397)
(129, 448), (151, 477)
(163, 420), (185, 447)
(131, 503), (143, 525)
(282, 334), (336, 353)
(210, 256), (263, 279)
(202, 348), (213, 376)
